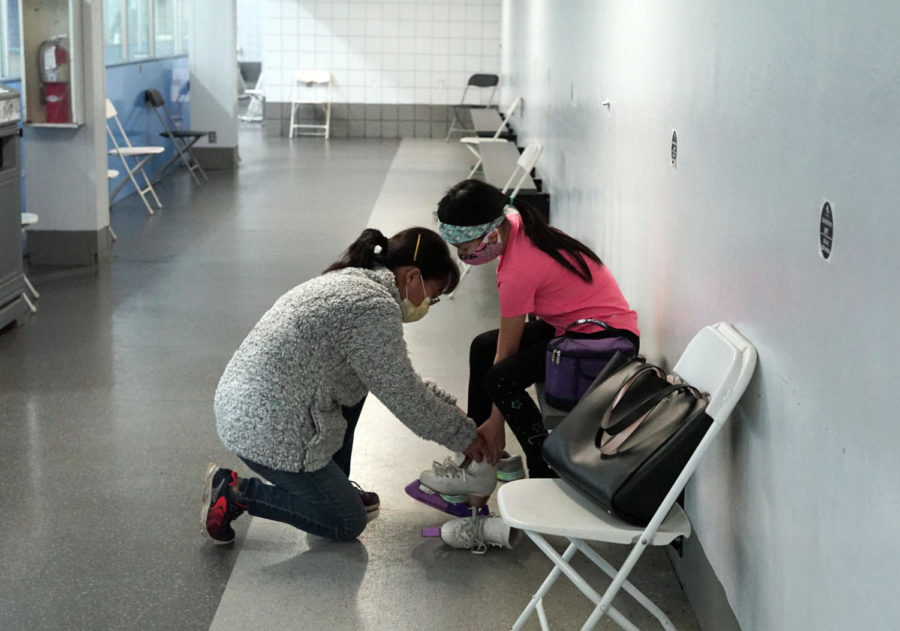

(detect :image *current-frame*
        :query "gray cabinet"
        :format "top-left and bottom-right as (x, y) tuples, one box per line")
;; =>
(0, 83), (30, 332)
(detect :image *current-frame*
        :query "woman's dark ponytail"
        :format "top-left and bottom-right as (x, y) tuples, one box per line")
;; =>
(324, 227), (460, 293)
(512, 198), (601, 282)
(437, 179), (602, 282)
(324, 228), (389, 273)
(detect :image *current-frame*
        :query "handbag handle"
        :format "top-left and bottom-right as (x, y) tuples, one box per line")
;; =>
(564, 318), (609, 333)
(600, 364), (667, 433)
(600, 383), (705, 455)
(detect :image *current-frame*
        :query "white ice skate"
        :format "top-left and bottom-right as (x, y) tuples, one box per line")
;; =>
(439, 515), (521, 554)
(417, 452), (498, 507)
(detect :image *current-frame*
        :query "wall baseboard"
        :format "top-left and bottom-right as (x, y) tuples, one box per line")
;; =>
(263, 102), (455, 139)
(193, 146), (239, 170)
(668, 536), (742, 631)
(27, 229), (111, 267)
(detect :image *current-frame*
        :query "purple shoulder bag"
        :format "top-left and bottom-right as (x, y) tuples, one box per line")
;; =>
(544, 319), (637, 411)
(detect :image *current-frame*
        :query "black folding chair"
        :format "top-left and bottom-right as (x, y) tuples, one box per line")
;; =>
(445, 73), (500, 141)
(144, 89), (209, 185)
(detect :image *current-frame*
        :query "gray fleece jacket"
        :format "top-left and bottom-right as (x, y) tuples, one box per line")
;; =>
(214, 266), (477, 472)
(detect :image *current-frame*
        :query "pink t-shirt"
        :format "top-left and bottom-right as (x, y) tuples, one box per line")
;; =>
(496, 213), (640, 337)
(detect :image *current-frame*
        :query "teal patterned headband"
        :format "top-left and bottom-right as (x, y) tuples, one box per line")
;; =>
(439, 214), (506, 245)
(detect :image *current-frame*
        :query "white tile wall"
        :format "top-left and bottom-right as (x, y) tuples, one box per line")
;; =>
(237, 0), (264, 62)
(262, 0), (502, 103)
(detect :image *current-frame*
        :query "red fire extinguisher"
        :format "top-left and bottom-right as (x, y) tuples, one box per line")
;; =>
(37, 35), (71, 124)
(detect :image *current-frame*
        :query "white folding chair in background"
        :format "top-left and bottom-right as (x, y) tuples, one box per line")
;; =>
(19, 213), (39, 313)
(499, 322), (757, 631)
(239, 72), (265, 123)
(288, 70), (332, 139)
(445, 73), (500, 141)
(105, 98), (164, 215)
(462, 96), (522, 178)
(448, 140), (543, 299)
(145, 88), (209, 185)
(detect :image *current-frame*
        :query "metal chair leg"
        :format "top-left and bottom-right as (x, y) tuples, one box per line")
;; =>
(23, 274), (39, 299)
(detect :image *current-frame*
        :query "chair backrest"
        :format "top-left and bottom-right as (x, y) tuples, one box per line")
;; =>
(628, 322), (756, 536)
(491, 97), (522, 140)
(104, 98), (133, 150)
(294, 69), (331, 85)
(502, 141), (543, 198)
(458, 73), (499, 107)
(672, 322), (757, 422)
(291, 70), (331, 104)
(145, 88), (180, 134)
(469, 73), (500, 88)
(145, 88), (165, 108)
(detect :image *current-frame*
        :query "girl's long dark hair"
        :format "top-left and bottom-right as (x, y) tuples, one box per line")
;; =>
(436, 179), (601, 282)
(324, 226), (461, 293)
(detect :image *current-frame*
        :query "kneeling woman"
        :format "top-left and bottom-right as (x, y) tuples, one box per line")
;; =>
(203, 227), (486, 544)
(436, 180), (640, 479)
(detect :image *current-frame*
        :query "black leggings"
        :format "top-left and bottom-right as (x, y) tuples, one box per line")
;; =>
(467, 320), (557, 477)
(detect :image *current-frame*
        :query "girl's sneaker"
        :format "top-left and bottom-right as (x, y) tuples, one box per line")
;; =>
(496, 453), (526, 481)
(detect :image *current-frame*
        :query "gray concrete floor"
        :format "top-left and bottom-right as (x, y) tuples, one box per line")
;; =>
(0, 129), (699, 631)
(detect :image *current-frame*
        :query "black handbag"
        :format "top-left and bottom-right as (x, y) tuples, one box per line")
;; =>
(541, 353), (712, 526)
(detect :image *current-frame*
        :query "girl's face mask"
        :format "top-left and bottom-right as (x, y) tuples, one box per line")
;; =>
(458, 230), (504, 266)
(402, 274), (437, 323)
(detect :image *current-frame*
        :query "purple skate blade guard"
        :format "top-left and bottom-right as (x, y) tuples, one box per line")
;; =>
(422, 527), (441, 537)
(404, 480), (489, 518)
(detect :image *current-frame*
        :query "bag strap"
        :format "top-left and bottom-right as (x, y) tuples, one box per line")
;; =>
(564, 318), (609, 333)
(600, 383), (705, 455)
(600, 364), (667, 433)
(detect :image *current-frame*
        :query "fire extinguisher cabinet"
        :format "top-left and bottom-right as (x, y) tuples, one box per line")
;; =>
(17, 0), (85, 127)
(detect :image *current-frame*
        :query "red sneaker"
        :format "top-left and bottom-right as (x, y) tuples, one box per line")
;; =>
(351, 481), (380, 513)
(201, 463), (247, 544)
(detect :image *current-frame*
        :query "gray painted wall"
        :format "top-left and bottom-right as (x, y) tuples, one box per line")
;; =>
(502, 2), (900, 630)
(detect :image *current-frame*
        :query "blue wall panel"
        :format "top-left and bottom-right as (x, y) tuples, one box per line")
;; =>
(105, 56), (191, 203)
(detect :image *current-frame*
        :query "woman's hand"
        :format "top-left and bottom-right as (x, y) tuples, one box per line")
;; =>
(463, 434), (488, 463)
(477, 412), (506, 466)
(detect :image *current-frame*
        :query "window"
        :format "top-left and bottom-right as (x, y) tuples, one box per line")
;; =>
(104, 0), (125, 64)
(154, 0), (176, 56)
(104, 0), (189, 64)
(1, 0), (22, 79)
(127, 0), (151, 60)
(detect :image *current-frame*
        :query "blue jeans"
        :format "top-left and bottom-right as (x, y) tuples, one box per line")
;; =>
(235, 398), (368, 541)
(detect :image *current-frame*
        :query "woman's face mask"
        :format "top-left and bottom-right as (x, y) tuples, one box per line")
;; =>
(402, 273), (437, 323)
(458, 229), (504, 266)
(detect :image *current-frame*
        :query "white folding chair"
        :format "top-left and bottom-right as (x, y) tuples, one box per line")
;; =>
(461, 97), (522, 178)
(448, 139), (542, 300)
(445, 73), (500, 140)
(19, 213), (39, 313)
(145, 89), (209, 185)
(105, 98), (164, 215)
(288, 69), (332, 139)
(503, 141), (543, 199)
(239, 72), (265, 123)
(499, 322), (757, 631)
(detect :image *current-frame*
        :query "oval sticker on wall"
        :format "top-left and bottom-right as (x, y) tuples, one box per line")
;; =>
(820, 201), (833, 261)
(671, 130), (678, 166)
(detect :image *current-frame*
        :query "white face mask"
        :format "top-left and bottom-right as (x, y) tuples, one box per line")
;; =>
(402, 274), (434, 323)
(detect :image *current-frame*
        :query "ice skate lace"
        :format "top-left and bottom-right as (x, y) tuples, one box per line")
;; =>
(455, 516), (489, 555)
(430, 456), (465, 478)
